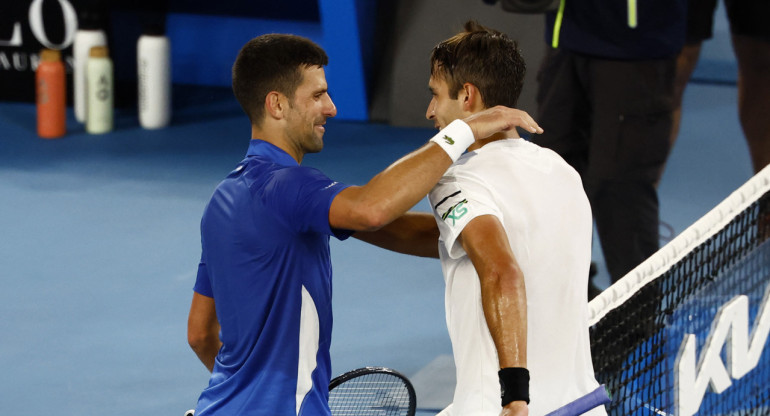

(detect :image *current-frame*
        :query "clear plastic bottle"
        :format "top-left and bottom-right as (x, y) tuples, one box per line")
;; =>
(137, 24), (171, 129)
(36, 49), (67, 139)
(86, 46), (113, 134)
(73, 9), (107, 123)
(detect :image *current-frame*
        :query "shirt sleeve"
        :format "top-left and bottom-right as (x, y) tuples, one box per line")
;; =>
(429, 171), (503, 259)
(193, 261), (213, 297)
(263, 166), (353, 240)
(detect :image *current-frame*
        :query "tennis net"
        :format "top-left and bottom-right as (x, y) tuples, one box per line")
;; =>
(588, 165), (770, 416)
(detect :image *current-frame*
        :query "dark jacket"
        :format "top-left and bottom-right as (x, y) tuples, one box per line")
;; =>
(545, 0), (687, 59)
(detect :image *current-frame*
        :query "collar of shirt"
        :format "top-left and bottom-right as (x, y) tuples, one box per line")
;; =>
(245, 139), (298, 167)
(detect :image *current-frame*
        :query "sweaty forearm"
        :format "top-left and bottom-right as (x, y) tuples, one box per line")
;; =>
(331, 121), (473, 231)
(357, 143), (453, 227)
(480, 267), (527, 368)
(462, 216), (528, 368)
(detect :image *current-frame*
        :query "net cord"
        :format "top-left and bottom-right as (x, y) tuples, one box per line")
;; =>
(588, 165), (770, 326)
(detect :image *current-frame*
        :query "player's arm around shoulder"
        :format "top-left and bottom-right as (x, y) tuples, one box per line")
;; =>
(327, 107), (542, 233)
(327, 143), (451, 233)
(352, 211), (440, 258)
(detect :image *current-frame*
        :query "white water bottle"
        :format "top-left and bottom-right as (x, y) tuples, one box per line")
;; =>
(86, 46), (114, 134)
(137, 24), (171, 129)
(73, 10), (107, 123)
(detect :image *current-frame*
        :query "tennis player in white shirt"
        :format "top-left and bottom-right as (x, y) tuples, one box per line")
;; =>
(358, 20), (606, 416)
(425, 21), (606, 416)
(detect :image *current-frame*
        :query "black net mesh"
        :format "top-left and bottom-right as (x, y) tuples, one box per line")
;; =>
(590, 191), (770, 416)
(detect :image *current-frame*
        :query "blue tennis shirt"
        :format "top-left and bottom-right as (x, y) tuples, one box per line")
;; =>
(193, 139), (352, 416)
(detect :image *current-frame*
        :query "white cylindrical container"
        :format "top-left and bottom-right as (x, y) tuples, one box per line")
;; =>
(73, 10), (107, 123)
(137, 24), (171, 129)
(86, 46), (114, 134)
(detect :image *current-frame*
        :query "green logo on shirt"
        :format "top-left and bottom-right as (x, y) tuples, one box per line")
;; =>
(443, 135), (455, 145)
(441, 200), (468, 225)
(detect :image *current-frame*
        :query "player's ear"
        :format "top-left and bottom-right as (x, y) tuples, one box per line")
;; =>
(461, 83), (481, 112)
(265, 91), (287, 119)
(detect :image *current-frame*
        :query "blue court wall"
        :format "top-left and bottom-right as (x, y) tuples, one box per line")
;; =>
(165, 0), (373, 121)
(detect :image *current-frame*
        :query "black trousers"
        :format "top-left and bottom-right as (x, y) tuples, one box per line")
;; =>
(533, 47), (676, 283)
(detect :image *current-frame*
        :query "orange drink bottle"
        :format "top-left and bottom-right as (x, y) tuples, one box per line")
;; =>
(36, 48), (66, 138)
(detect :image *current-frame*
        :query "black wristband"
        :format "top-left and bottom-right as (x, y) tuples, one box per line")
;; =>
(499, 367), (530, 406)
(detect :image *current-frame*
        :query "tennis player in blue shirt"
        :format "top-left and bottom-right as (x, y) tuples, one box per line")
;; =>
(186, 33), (542, 416)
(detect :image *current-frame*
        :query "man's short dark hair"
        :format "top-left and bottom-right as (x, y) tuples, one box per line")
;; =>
(232, 34), (328, 126)
(430, 20), (526, 108)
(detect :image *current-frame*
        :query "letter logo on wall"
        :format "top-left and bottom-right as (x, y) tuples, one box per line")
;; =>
(674, 283), (770, 416)
(0, 0), (79, 102)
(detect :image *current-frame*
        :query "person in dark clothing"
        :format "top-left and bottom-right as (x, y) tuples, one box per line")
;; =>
(669, 0), (770, 175)
(532, 0), (687, 297)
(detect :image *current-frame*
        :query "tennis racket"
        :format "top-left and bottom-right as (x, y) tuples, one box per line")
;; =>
(544, 384), (611, 416)
(328, 366), (417, 416)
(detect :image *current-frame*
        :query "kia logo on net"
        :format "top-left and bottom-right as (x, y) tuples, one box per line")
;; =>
(675, 285), (770, 416)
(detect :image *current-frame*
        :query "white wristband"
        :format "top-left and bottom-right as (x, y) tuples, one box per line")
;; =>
(429, 119), (475, 162)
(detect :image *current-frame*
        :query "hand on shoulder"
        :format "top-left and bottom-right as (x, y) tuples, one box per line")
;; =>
(463, 106), (543, 140)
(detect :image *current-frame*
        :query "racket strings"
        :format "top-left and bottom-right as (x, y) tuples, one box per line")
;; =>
(329, 373), (413, 416)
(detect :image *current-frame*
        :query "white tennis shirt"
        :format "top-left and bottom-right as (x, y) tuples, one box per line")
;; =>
(428, 138), (606, 416)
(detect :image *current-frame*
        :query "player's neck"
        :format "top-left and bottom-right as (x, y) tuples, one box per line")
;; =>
(467, 131), (516, 152)
(251, 124), (305, 164)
